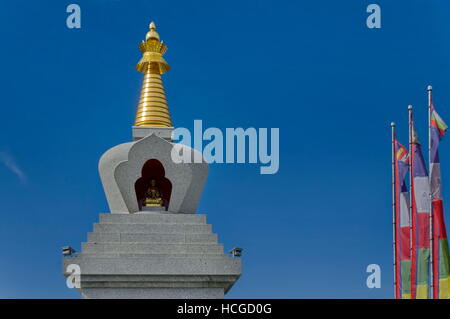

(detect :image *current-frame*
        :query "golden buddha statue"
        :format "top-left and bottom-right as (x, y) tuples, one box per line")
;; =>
(144, 179), (164, 207)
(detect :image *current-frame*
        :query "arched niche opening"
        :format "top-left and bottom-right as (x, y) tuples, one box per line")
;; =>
(135, 159), (172, 211)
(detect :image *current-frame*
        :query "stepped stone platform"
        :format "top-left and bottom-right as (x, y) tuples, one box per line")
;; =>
(63, 212), (241, 299)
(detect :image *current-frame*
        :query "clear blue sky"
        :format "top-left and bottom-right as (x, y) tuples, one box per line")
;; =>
(0, 0), (450, 298)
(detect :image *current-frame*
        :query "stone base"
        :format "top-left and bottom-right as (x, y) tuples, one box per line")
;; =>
(141, 206), (166, 212)
(132, 126), (173, 141)
(63, 213), (241, 299)
(80, 288), (224, 299)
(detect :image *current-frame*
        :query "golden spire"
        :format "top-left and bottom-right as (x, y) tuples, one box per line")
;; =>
(134, 22), (172, 127)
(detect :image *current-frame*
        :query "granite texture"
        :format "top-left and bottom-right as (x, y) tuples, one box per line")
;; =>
(66, 133), (241, 299)
(99, 134), (208, 214)
(80, 288), (224, 299)
(132, 126), (173, 141)
(63, 212), (241, 299)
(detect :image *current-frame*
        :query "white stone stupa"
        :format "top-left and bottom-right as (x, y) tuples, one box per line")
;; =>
(62, 22), (242, 299)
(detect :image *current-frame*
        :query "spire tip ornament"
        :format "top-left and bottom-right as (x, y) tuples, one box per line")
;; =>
(146, 21), (160, 41)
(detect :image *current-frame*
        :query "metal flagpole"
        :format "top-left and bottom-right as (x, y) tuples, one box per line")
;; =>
(391, 122), (398, 298)
(408, 104), (414, 299)
(428, 85), (435, 299)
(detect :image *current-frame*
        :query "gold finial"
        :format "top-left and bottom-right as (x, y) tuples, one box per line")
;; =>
(134, 21), (172, 127)
(136, 21), (169, 74)
(146, 21), (160, 41)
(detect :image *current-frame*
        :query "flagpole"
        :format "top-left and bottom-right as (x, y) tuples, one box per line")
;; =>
(391, 121), (398, 298)
(409, 104), (414, 299)
(428, 85), (435, 299)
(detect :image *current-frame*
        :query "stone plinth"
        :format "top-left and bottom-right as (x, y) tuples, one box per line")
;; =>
(132, 126), (173, 141)
(63, 212), (241, 299)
